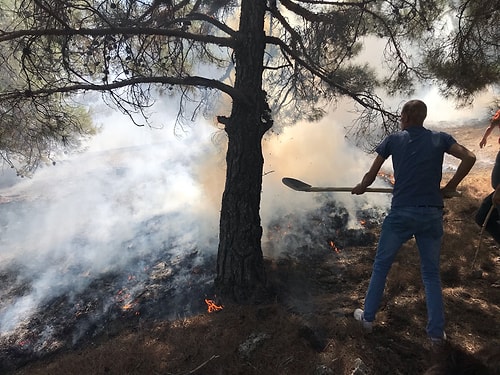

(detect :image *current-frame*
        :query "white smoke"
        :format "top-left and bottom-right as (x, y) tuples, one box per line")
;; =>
(0, 83), (495, 341)
(261, 101), (392, 230)
(0, 108), (221, 335)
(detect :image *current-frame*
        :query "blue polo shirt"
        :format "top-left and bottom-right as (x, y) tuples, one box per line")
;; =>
(376, 126), (456, 208)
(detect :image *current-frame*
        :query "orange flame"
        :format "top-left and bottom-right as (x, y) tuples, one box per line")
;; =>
(377, 171), (395, 186)
(122, 302), (134, 310)
(205, 299), (223, 313)
(329, 240), (341, 254)
(116, 288), (139, 313)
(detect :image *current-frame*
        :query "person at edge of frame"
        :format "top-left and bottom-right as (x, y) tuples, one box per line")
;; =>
(475, 108), (500, 244)
(350, 99), (476, 347)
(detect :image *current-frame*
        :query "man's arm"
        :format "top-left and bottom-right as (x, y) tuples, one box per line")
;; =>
(351, 155), (386, 195)
(442, 143), (476, 196)
(480, 124), (495, 148)
(480, 110), (500, 147)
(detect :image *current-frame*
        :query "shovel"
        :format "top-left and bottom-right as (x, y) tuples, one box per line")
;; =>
(282, 177), (393, 193)
(282, 177), (462, 198)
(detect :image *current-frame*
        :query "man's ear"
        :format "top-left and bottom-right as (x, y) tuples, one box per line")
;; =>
(400, 112), (408, 127)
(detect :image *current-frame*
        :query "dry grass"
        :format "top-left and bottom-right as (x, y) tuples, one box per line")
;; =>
(7, 126), (500, 375)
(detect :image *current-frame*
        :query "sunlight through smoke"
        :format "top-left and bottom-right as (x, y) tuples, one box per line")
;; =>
(0, 84), (496, 343)
(0, 109), (220, 335)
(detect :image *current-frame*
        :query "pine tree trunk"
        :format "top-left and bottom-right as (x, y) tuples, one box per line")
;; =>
(215, 0), (272, 302)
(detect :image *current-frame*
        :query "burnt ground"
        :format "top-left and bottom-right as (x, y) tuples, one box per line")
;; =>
(3, 123), (500, 375)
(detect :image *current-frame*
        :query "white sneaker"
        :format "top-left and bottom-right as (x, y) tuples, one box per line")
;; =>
(430, 331), (447, 349)
(354, 308), (373, 333)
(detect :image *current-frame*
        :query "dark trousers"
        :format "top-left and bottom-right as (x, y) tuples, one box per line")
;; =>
(475, 192), (500, 244)
(492, 151), (500, 189)
(475, 150), (500, 244)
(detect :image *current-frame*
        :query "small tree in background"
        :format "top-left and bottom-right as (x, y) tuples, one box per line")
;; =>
(0, 1), (95, 176)
(0, 94), (94, 176)
(0, 0), (495, 302)
(423, 0), (499, 104)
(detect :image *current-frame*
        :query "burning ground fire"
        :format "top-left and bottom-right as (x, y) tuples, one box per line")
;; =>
(329, 240), (341, 254)
(0, 182), (387, 372)
(205, 298), (223, 313)
(0, 105), (399, 373)
(0, 243), (218, 372)
(267, 197), (385, 252)
(377, 171), (395, 186)
(117, 291), (140, 314)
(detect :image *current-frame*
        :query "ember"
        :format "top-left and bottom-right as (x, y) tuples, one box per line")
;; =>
(204, 299), (223, 313)
(329, 240), (341, 254)
(122, 302), (139, 313)
(0, 151), (387, 372)
(377, 171), (395, 185)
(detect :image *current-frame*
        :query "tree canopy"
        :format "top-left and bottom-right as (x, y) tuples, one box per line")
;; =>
(423, 0), (499, 104)
(0, 0), (95, 176)
(0, 0), (497, 301)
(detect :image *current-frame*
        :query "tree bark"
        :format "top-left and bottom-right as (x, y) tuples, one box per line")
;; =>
(215, 0), (272, 302)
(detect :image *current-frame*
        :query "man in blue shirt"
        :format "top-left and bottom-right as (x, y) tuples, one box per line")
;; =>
(351, 99), (476, 346)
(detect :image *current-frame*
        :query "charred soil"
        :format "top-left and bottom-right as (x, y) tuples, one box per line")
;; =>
(5, 124), (500, 375)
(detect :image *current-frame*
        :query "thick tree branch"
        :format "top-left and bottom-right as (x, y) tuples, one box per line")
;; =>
(185, 12), (237, 36)
(265, 34), (396, 119)
(1, 75), (247, 103)
(276, 0), (420, 78)
(289, 0), (376, 5)
(0, 27), (235, 47)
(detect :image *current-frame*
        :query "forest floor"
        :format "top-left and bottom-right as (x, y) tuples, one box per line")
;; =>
(6, 123), (500, 375)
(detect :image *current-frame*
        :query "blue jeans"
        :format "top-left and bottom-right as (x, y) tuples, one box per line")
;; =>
(363, 206), (445, 339)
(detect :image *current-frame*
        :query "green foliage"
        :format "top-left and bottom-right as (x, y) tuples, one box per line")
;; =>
(425, 49), (498, 104)
(423, 0), (499, 103)
(0, 0), (97, 176)
(0, 95), (94, 176)
(0, 0), (497, 171)
(0, 0), (497, 306)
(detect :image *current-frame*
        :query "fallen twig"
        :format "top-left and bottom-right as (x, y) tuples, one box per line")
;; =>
(472, 205), (495, 269)
(166, 354), (220, 375)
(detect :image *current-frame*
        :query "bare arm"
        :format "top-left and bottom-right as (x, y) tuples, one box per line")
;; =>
(351, 155), (386, 195)
(442, 143), (476, 196)
(479, 124), (495, 148)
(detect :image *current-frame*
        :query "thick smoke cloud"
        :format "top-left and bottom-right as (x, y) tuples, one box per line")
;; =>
(0, 89), (493, 342)
(0, 110), (220, 335)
